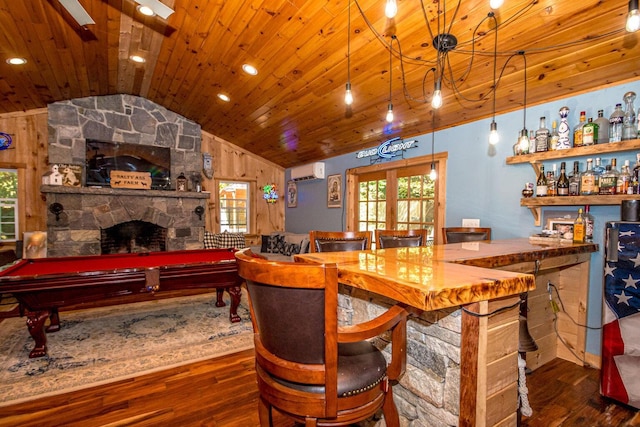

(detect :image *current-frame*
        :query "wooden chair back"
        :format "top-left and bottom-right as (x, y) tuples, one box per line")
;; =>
(235, 248), (407, 426)
(309, 230), (372, 253)
(442, 227), (492, 244)
(375, 229), (429, 249)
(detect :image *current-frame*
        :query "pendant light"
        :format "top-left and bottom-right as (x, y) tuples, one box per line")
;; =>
(488, 12), (499, 145)
(627, 0), (640, 32)
(385, 0), (398, 19)
(344, 1), (354, 105)
(517, 52), (530, 152)
(386, 38), (394, 123)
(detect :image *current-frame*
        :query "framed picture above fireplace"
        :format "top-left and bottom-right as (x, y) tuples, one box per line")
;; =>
(85, 139), (171, 190)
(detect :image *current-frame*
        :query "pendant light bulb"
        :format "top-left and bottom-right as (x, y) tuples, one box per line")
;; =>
(518, 129), (529, 151)
(385, 0), (398, 19)
(489, 0), (504, 9)
(344, 83), (353, 105)
(429, 164), (437, 180)
(627, 0), (640, 32)
(431, 81), (443, 109)
(489, 121), (499, 145)
(386, 103), (394, 123)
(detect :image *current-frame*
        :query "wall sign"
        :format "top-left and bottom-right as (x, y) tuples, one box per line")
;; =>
(0, 132), (12, 150)
(110, 170), (152, 189)
(355, 137), (418, 164)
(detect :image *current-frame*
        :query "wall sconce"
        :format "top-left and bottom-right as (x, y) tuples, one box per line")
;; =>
(49, 202), (64, 221)
(194, 206), (205, 220)
(262, 184), (279, 204)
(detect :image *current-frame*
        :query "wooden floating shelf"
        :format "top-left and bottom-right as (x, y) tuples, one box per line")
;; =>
(520, 195), (640, 226)
(506, 138), (640, 166)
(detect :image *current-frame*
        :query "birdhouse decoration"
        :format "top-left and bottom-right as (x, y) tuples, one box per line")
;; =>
(262, 183), (279, 203)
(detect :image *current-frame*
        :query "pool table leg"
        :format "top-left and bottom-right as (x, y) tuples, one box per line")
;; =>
(46, 308), (61, 332)
(26, 310), (50, 358)
(216, 286), (242, 323)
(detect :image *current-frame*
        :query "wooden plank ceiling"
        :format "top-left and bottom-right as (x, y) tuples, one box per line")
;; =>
(0, 0), (638, 168)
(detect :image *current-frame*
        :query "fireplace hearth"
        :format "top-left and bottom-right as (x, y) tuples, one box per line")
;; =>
(42, 186), (208, 257)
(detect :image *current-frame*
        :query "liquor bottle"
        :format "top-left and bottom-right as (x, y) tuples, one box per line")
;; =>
(620, 160), (632, 195)
(568, 161), (581, 196)
(632, 153), (640, 194)
(573, 111), (586, 147)
(549, 121), (559, 150)
(582, 118), (598, 146)
(593, 157), (606, 194)
(557, 161), (569, 196)
(528, 130), (536, 154)
(546, 164), (557, 197)
(573, 208), (586, 243)
(622, 91), (637, 141)
(535, 117), (550, 152)
(599, 164), (617, 195)
(584, 205), (594, 243)
(536, 165), (548, 197)
(594, 109), (609, 143)
(610, 103), (624, 143)
(579, 158), (597, 195)
(557, 106), (571, 149)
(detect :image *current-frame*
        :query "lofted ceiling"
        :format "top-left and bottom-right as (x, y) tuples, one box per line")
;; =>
(0, 0), (639, 169)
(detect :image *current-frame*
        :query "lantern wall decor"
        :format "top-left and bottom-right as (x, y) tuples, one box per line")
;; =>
(262, 183), (279, 203)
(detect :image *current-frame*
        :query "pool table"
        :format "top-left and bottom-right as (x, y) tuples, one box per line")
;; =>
(0, 248), (243, 358)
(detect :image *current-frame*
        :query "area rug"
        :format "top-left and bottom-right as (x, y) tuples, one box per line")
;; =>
(0, 293), (254, 407)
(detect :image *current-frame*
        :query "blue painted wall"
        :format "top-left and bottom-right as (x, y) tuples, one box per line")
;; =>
(285, 79), (640, 357)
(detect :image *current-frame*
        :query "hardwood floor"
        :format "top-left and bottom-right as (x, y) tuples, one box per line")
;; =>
(0, 349), (638, 427)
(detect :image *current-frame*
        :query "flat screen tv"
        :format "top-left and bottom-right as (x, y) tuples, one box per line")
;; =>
(85, 140), (171, 190)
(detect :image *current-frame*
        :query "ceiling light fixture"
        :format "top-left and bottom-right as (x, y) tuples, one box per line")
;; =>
(59, 0), (95, 26)
(242, 64), (258, 76)
(6, 57), (27, 65)
(627, 0), (640, 32)
(134, 0), (174, 20)
(344, 0), (354, 106)
(130, 55), (146, 63)
(218, 93), (231, 102)
(137, 5), (155, 17)
(385, 36), (395, 123)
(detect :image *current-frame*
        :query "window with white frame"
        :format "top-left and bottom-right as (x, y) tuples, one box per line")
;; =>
(218, 181), (250, 232)
(0, 169), (18, 241)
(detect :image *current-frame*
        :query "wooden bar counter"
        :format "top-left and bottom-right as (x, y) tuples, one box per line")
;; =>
(297, 238), (598, 427)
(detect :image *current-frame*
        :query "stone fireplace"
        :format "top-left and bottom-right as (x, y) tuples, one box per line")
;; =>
(43, 94), (207, 257)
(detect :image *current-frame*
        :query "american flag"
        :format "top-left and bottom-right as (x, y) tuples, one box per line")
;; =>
(602, 223), (640, 409)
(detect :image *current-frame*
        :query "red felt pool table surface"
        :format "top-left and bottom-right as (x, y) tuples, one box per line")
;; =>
(0, 248), (243, 358)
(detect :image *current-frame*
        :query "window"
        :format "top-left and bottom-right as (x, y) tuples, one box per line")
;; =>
(218, 181), (250, 233)
(0, 169), (18, 241)
(348, 153), (447, 245)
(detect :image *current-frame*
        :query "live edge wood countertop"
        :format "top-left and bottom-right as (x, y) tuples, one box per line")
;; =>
(295, 238), (598, 312)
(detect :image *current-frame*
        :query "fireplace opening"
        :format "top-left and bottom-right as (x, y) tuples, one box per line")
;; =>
(101, 220), (167, 254)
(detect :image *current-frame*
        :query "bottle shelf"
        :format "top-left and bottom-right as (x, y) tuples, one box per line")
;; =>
(508, 139), (640, 225)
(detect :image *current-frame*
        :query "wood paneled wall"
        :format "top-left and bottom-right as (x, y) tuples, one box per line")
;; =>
(0, 109), (284, 251)
(201, 131), (285, 245)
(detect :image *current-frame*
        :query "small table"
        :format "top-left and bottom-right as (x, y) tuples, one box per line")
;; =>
(0, 248), (243, 358)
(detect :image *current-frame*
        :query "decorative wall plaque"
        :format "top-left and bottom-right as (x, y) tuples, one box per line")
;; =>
(109, 170), (152, 189)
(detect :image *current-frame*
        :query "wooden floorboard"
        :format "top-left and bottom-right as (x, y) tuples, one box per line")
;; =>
(0, 349), (638, 426)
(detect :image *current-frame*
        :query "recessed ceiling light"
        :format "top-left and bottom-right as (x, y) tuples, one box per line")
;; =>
(218, 93), (231, 102)
(242, 64), (258, 76)
(6, 57), (27, 65)
(130, 55), (146, 63)
(137, 5), (155, 16)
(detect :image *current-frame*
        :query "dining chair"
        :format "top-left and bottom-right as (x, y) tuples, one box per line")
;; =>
(235, 248), (407, 427)
(309, 230), (372, 253)
(441, 227), (492, 244)
(375, 229), (429, 249)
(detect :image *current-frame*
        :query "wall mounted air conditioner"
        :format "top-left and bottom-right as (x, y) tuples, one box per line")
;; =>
(290, 162), (325, 182)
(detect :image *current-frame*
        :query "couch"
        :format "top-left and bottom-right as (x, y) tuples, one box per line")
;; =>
(250, 232), (310, 261)
(204, 231), (310, 262)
